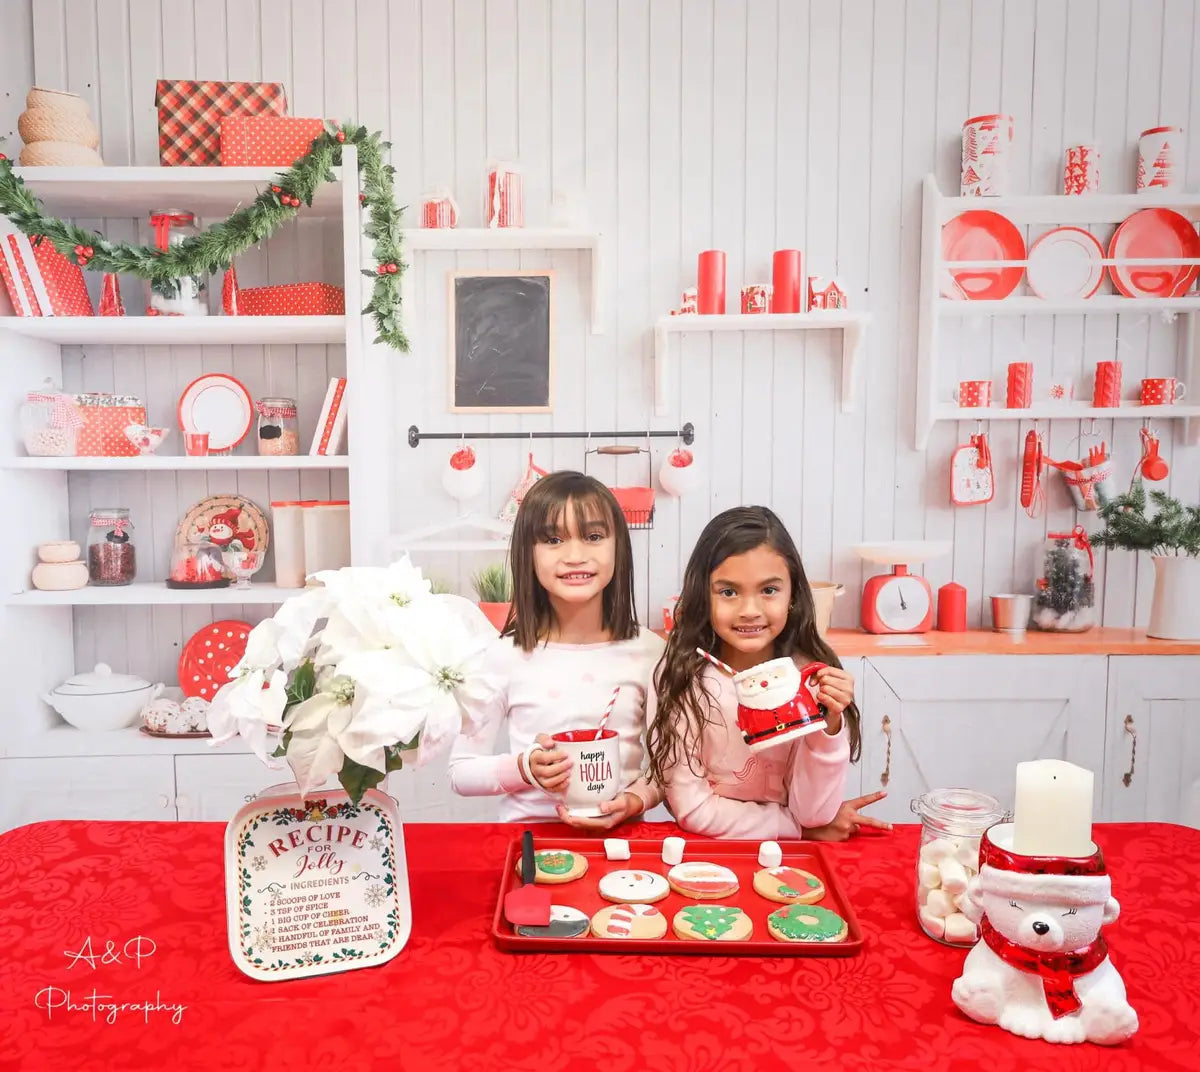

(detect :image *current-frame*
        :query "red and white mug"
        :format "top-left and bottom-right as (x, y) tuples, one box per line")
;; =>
(1140, 377), (1186, 405)
(1137, 127), (1183, 192)
(1063, 144), (1100, 195)
(954, 379), (993, 408)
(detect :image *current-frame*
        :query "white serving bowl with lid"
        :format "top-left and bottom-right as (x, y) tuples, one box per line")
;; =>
(42, 663), (161, 731)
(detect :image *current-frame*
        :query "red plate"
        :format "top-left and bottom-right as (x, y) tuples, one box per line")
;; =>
(1108, 208), (1200, 298)
(179, 619), (252, 700)
(491, 836), (863, 957)
(941, 210), (1026, 300)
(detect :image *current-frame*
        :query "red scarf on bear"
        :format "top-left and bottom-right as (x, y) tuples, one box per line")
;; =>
(980, 917), (1109, 1018)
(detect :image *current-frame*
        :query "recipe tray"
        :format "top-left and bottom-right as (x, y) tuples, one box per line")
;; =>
(491, 835), (863, 957)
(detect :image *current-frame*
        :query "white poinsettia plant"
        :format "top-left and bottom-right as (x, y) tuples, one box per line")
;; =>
(206, 556), (496, 802)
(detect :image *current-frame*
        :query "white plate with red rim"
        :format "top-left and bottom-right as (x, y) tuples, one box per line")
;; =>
(177, 373), (254, 451)
(1027, 227), (1105, 301)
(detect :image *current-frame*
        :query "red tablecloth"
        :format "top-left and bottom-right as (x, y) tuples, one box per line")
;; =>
(0, 820), (1196, 1072)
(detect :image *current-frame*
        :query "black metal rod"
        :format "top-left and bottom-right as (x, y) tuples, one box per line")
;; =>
(408, 422), (695, 448)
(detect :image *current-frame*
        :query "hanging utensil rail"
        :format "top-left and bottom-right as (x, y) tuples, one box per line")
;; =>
(407, 422), (695, 448)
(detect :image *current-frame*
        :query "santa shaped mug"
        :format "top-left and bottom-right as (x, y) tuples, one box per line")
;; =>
(733, 658), (828, 753)
(549, 729), (622, 817)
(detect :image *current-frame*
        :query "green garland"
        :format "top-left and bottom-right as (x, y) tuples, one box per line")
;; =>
(0, 122), (407, 350)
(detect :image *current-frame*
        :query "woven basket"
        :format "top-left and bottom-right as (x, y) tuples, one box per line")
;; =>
(18, 107), (100, 148)
(18, 141), (104, 167)
(25, 87), (90, 116)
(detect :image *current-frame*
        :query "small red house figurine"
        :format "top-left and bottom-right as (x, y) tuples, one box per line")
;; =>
(807, 276), (847, 310)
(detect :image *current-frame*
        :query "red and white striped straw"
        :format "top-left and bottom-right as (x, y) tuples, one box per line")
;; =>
(595, 686), (621, 739)
(695, 647), (736, 676)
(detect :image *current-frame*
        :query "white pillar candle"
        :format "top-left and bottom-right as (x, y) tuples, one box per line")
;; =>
(1012, 759), (1095, 857)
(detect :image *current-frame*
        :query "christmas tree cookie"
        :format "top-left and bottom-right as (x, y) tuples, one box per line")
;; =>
(672, 904), (753, 941)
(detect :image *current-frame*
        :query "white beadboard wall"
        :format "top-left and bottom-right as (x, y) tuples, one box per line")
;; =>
(3, 0), (1200, 645)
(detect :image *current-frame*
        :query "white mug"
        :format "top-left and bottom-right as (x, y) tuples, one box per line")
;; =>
(550, 729), (621, 817)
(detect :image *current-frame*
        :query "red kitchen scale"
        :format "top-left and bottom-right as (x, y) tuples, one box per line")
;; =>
(852, 541), (952, 634)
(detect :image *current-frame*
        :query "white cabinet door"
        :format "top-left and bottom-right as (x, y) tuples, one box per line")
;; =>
(174, 755), (283, 821)
(1103, 657), (1200, 828)
(0, 757), (177, 832)
(859, 656), (1108, 824)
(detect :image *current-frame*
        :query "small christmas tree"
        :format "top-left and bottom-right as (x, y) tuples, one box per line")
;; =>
(1093, 483), (1200, 557)
(1034, 535), (1095, 629)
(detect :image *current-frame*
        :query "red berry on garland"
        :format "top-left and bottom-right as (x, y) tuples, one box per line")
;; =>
(271, 185), (282, 193)
(377, 264), (387, 275)
(336, 131), (346, 143)
(83, 246), (93, 257)
(74, 245), (84, 255)
(0, 152), (7, 160)
(386, 263), (398, 273)
(359, 193), (366, 204)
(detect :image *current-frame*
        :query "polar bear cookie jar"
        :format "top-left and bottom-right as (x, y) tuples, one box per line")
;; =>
(732, 657), (827, 752)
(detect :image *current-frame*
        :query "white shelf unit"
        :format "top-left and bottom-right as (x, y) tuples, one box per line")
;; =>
(0, 150), (397, 779)
(3, 455), (350, 471)
(398, 226), (604, 343)
(652, 311), (870, 417)
(916, 173), (1200, 449)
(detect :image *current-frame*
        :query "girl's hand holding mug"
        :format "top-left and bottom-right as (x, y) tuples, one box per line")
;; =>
(813, 664), (855, 732)
(524, 733), (572, 793)
(555, 791), (644, 831)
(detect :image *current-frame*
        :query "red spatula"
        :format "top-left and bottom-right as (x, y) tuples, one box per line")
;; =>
(504, 830), (552, 927)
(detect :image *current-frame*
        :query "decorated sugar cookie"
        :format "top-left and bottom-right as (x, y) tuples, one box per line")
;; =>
(597, 869), (670, 904)
(591, 903), (668, 940)
(515, 905), (589, 939)
(766, 903), (848, 943)
(512, 849), (589, 884)
(666, 861), (740, 900)
(752, 865), (825, 904)
(672, 904), (753, 942)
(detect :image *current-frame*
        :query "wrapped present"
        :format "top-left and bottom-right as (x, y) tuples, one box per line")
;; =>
(222, 267), (344, 316)
(73, 393), (147, 457)
(0, 231), (94, 316)
(220, 116), (325, 167)
(156, 80), (288, 167)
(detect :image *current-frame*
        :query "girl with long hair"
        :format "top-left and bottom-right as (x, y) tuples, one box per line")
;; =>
(449, 471), (664, 829)
(648, 506), (886, 839)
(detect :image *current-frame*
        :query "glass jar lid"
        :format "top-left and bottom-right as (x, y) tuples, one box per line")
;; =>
(256, 397), (297, 418)
(910, 787), (1007, 836)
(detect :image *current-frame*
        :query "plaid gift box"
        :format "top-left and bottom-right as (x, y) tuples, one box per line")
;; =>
(156, 80), (288, 167)
(220, 116), (324, 166)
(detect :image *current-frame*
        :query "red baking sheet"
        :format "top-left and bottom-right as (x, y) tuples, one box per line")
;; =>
(491, 836), (863, 956)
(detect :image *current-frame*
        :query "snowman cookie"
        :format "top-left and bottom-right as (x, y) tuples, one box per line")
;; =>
(597, 869), (670, 904)
(515, 905), (589, 939)
(672, 904), (754, 942)
(766, 903), (847, 943)
(666, 861), (740, 900)
(752, 866), (825, 904)
(513, 849), (589, 884)
(591, 903), (668, 939)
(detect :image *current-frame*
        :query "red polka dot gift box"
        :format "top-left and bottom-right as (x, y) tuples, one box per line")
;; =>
(71, 393), (147, 457)
(155, 79), (288, 167)
(219, 116), (326, 167)
(222, 267), (344, 317)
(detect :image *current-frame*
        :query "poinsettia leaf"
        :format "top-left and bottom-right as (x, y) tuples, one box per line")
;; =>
(339, 757), (386, 804)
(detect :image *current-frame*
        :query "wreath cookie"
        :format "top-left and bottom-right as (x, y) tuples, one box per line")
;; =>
(591, 903), (668, 940)
(752, 865), (826, 904)
(666, 861), (740, 900)
(671, 904), (753, 942)
(512, 849), (589, 884)
(766, 903), (848, 943)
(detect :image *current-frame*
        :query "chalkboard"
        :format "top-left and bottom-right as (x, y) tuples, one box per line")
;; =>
(449, 271), (555, 412)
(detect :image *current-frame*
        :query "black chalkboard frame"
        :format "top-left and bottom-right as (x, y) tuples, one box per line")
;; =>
(448, 270), (556, 413)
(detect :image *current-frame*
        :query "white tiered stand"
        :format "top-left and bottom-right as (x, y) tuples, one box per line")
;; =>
(0, 149), (400, 826)
(915, 173), (1200, 449)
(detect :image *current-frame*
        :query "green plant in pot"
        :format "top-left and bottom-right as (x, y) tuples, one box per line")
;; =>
(471, 562), (513, 633)
(1092, 482), (1200, 640)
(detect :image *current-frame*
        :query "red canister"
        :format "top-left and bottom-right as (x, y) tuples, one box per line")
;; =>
(937, 582), (967, 632)
(697, 250), (726, 314)
(1006, 362), (1033, 409)
(1092, 360), (1122, 408)
(772, 249), (803, 313)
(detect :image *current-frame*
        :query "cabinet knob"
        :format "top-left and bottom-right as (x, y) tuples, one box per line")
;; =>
(156, 794), (171, 810)
(880, 714), (893, 788)
(1122, 714), (1137, 788)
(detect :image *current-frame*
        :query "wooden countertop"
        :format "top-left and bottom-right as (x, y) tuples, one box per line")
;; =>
(825, 627), (1200, 657)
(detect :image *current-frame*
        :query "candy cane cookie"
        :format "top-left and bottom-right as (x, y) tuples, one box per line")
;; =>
(591, 903), (668, 939)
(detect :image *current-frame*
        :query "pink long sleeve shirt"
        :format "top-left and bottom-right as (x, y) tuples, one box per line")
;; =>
(663, 663), (850, 839)
(448, 628), (666, 822)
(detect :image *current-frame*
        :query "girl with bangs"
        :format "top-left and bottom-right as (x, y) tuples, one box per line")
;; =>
(647, 506), (888, 840)
(449, 471), (665, 828)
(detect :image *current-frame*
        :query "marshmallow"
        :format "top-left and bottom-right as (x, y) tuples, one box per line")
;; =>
(918, 837), (957, 865)
(758, 840), (783, 868)
(953, 891), (972, 914)
(918, 861), (941, 890)
(661, 836), (686, 866)
(938, 857), (970, 895)
(919, 909), (946, 940)
(955, 840), (981, 871)
(603, 838), (631, 861)
(924, 889), (956, 918)
(943, 912), (979, 944)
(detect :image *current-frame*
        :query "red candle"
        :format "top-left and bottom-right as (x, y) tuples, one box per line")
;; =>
(772, 249), (803, 313)
(937, 582), (967, 632)
(697, 250), (726, 314)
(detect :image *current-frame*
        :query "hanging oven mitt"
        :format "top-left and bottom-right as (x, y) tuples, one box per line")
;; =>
(498, 452), (548, 528)
(951, 432), (994, 505)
